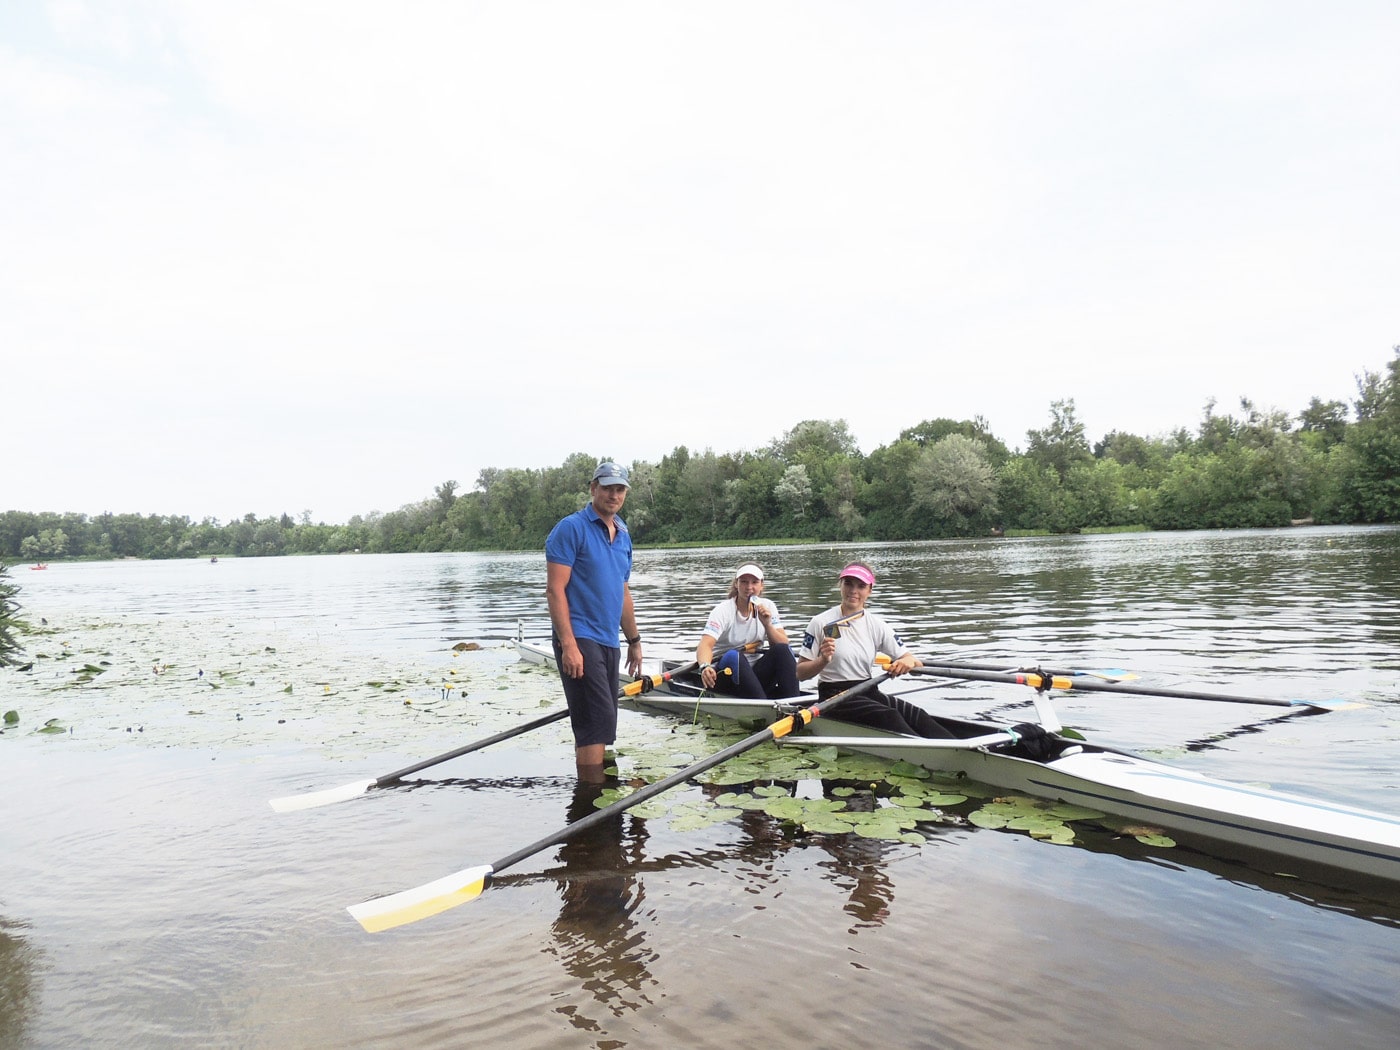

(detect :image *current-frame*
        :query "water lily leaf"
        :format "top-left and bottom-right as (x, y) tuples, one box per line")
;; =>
(918, 791), (969, 807)
(1032, 825), (1077, 844)
(1045, 803), (1107, 821)
(1007, 814), (1065, 833)
(887, 760), (932, 779)
(886, 775), (930, 791)
(628, 798), (670, 820)
(760, 797), (808, 821)
(1132, 832), (1177, 847)
(800, 814), (859, 834)
(968, 809), (1011, 829)
(854, 823), (920, 841)
(3, 710), (17, 725)
(702, 768), (764, 786)
(889, 795), (929, 808)
(752, 784), (792, 797)
(890, 806), (945, 823)
(734, 795), (776, 811)
(670, 808), (742, 832)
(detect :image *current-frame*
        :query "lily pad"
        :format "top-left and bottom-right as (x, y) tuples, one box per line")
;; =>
(800, 814), (859, 834)
(670, 807), (743, 832)
(1133, 832), (1177, 848)
(887, 760), (932, 779)
(1045, 802), (1107, 821)
(918, 790), (970, 806)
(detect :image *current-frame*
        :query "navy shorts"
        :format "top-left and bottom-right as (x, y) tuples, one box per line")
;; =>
(553, 635), (620, 747)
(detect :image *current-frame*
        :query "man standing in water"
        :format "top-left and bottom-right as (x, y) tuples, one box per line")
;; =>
(546, 460), (643, 780)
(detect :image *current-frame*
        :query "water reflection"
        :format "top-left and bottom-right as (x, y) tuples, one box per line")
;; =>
(547, 778), (656, 1024)
(0, 917), (38, 1047)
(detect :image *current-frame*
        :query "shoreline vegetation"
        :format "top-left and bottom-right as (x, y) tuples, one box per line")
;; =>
(3, 349), (1398, 564)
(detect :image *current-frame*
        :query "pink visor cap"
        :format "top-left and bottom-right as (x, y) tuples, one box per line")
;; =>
(838, 563), (875, 587)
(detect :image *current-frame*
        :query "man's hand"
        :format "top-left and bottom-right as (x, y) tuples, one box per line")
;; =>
(560, 640), (584, 679)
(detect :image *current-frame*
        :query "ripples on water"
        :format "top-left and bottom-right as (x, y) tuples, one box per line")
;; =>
(4, 526), (1400, 1048)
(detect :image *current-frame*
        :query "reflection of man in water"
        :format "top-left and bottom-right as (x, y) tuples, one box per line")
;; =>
(548, 776), (655, 1018)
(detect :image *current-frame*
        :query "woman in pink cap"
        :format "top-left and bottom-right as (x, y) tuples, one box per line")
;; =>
(796, 561), (951, 737)
(694, 561), (800, 699)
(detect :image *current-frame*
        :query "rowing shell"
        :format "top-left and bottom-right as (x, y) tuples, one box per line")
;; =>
(622, 669), (1400, 886)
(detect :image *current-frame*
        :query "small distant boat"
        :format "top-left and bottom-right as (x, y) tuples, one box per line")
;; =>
(31, 563), (47, 570)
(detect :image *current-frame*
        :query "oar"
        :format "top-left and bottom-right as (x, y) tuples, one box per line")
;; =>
(269, 710), (572, 813)
(927, 658), (1137, 682)
(346, 673), (891, 933)
(909, 665), (1364, 712)
(270, 661), (703, 814)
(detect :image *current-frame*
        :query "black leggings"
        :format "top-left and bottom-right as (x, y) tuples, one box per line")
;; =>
(816, 680), (954, 739)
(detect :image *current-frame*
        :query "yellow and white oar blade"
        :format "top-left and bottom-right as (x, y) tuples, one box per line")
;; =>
(269, 778), (377, 813)
(1080, 668), (1137, 682)
(347, 865), (494, 933)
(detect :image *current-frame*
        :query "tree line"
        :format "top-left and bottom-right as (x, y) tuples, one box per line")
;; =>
(4, 348), (1399, 563)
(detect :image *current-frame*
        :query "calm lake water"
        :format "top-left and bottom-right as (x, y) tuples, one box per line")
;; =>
(4, 527), (1400, 1049)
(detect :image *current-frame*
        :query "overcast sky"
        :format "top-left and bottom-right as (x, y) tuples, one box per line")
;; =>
(4, 2), (1397, 525)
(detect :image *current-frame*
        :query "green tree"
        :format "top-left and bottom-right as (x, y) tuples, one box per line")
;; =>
(901, 416), (1012, 467)
(0, 562), (26, 665)
(859, 439), (921, 539)
(1025, 400), (1093, 479)
(1298, 397), (1348, 448)
(1339, 348), (1400, 522)
(911, 434), (998, 535)
(996, 458), (1067, 531)
(774, 464), (813, 521)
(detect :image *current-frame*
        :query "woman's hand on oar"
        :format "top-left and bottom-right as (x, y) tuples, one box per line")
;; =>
(345, 673), (891, 933)
(909, 664), (1363, 712)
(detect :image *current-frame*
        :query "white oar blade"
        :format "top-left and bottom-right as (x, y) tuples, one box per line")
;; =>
(1081, 668), (1137, 682)
(1030, 692), (1063, 734)
(1293, 698), (1367, 712)
(348, 865), (494, 933)
(269, 778), (377, 813)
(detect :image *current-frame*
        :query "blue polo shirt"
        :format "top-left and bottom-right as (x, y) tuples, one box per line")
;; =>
(545, 503), (633, 647)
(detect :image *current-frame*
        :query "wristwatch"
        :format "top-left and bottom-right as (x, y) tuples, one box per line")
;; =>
(626, 635), (641, 645)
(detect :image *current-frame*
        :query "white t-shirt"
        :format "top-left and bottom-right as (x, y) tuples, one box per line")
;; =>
(702, 597), (782, 653)
(798, 606), (912, 683)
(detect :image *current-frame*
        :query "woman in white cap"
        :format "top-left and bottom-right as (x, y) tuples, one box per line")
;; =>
(695, 561), (800, 699)
(796, 561), (952, 737)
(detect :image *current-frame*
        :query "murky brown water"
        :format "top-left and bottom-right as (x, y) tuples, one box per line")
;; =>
(4, 528), (1400, 1048)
